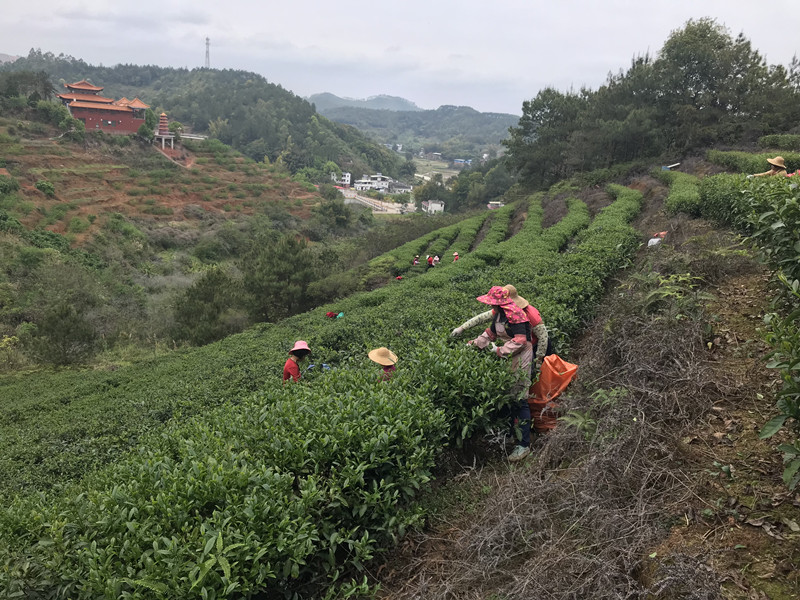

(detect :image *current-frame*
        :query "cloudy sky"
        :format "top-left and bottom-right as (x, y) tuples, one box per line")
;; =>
(3, 1), (799, 115)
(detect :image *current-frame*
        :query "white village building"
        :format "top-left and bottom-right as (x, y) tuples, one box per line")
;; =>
(421, 200), (445, 214)
(354, 173), (392, 192)
(331, 171), (352, 187)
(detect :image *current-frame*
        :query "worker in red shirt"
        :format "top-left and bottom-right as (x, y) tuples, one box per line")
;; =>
(453, 251), (459, 261)
(427, 255), (434, 267)
(283, 340), (311, 383)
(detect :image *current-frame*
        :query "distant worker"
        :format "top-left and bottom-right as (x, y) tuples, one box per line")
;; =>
(432, 255), (440, 266)
(413, 255), (420, 265)
(753, 156), (787, 177)
(466, 286), (534, 462)
(427, 255), (434, 267)
(283, 340), (311, 383)
(453, 251), (459, 262)
(368, 347), (398, 381)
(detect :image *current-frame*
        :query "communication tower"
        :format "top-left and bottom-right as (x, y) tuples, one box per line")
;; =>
(205, 37), (210, 69)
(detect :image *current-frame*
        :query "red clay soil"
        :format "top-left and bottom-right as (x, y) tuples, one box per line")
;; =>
(7, 135), (320, 242)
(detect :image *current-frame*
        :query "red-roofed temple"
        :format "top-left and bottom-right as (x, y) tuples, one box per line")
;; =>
(57, 80), (150, 134)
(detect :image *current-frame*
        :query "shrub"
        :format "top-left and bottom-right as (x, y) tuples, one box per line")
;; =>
(698, 173), (747, 224)
(67, 217), (89, 233)
(34, 180), (55, 197)
(0, 174), (20, 195)
(758, 134), (800, 152)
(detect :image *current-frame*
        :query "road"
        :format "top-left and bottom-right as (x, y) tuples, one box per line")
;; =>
(342, 189), (412, 214)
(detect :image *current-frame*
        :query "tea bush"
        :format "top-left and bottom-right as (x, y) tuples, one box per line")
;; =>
(706, 150), (800, 174)
(0, 174), (20, 195)
(445, 211), (489, 255)
(758, 134), (800, 152)
(694, 174), (800, 489)
(0, 365), (450, 598)
(663, 172), (701, 216)
(697, 173), (747, 224)
(34, 180), (55, 197)
(0, 183), (647, 597)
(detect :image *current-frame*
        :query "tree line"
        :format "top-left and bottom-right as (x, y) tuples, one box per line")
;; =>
(503, 19), (800, 188)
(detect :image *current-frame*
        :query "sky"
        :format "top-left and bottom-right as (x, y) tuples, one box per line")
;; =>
(3, 0), (799, 115)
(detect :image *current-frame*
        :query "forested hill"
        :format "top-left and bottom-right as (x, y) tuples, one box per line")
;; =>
(317, 103), (519, 160)
(503, 18), (800, 189)
(1, 50), (400, 176)
(308, 92), (422, 112)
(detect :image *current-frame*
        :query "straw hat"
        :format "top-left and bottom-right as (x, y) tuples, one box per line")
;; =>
(767, 156), (786, 169)
(290, 340), (311, 353)
(453, 251), (459, 256)
(368, 347), (397, 366)
(502, 284), (529, 309)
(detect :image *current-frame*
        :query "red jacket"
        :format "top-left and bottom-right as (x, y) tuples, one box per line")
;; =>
(283, 357), (301, 382)
(523, 305), (542, 327)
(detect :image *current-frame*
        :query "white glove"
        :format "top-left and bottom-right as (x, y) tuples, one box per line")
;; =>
(490, 342), (498, 353)
(451, 326), (463, 338)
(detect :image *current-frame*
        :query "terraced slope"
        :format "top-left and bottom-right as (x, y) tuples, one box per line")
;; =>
(0, 184), (644, 598)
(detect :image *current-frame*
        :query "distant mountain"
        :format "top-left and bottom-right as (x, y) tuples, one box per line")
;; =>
(317, 104), (519, 161)
(0, 53), (20, 64)
(309, 93), (422, 113)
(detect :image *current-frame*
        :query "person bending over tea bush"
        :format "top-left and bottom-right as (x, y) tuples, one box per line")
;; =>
(467, 286), (535, 462)
(453, 284), (551, 369)
(368, 346), (398, 381)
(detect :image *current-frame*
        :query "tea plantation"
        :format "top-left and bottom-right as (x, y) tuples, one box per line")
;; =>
(0, 185), (645, 597)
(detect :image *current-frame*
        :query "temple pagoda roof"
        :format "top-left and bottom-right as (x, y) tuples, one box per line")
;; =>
(64, 79), (104, 92)
(115, 97), (131, 106)
(68, 101), (133, 112)
(57, 93), (115, 104)
(126, 98), (150, 109)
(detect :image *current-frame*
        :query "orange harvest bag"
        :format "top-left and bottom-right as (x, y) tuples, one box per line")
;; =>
(528, 354), (578, 433)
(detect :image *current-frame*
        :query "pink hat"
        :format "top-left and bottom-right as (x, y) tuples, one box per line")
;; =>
(476, 286), (513, 306)
(290, 340), (310, 353)
(476, 286), (528, 324)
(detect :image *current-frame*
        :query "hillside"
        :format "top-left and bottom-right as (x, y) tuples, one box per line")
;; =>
(0, 108), (465, 370)
(2, 19), (800, 600)
(1, 145), (799, 597)
(308, 92), (423, 113)
(317, 103), (518, 161)
(0, 50), (401, 176)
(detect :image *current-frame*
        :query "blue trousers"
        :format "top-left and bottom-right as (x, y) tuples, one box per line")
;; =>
(514, 396), (532, 447)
